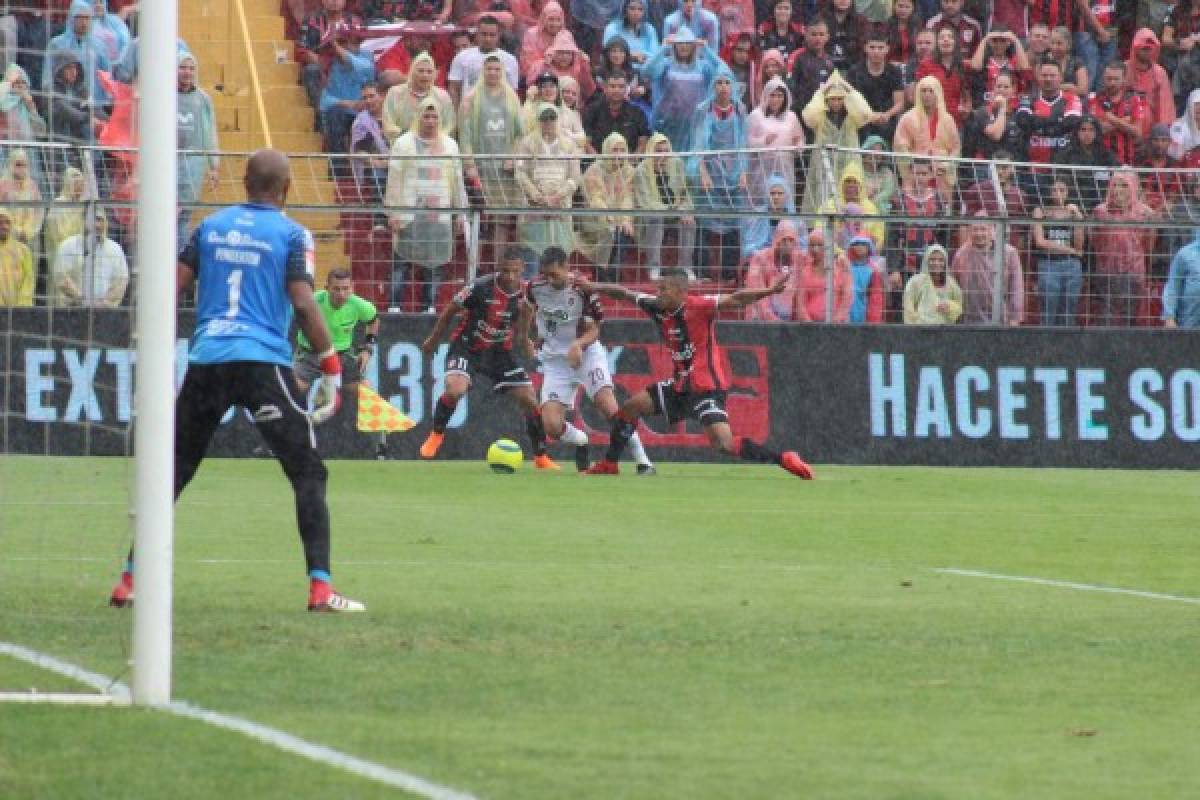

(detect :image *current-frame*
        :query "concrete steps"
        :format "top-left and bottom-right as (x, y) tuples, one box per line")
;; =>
(179, 0), (348, 284)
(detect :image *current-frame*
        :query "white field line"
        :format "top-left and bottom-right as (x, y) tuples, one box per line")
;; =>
(4, 555), (832, 572)
(933, 568), (1200, 606)
(0, 642), (478, 800)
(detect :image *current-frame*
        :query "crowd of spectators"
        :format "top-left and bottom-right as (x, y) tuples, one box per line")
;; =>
(277, 0), (1200, 326)
(0, 1), (209, 309)
(2, 0), (1199, 328)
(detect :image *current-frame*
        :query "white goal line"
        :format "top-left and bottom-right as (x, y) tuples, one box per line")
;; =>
(0, 642), (478, 800)
(933, 568), (1200, 606)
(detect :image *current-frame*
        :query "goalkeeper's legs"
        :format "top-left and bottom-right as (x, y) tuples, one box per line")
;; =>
(248, 365), (364, 611)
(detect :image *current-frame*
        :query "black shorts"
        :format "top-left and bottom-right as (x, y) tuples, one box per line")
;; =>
(446, 341), (532, 392)
(293, 348), (363, 386)
(649, 379), (729, 426)
(175, 361), (324, 488)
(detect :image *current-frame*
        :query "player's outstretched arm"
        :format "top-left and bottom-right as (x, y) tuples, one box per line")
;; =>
(575, 277), (639, 305)
(717, 273), (789, 310)
(422, 302), (462, 354)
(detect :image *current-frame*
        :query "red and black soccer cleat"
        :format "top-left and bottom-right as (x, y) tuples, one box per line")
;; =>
(780, 451), (815, 480)
(584, 460), (619, 475)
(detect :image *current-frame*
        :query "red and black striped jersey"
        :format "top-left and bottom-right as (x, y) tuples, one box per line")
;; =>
(450, 274), (524, 353)
(1027, 0), (1076, 32)
(1086, 90), (1148, 166)
(1015, 90), (1083, 164)
(634, 293), (728, 393)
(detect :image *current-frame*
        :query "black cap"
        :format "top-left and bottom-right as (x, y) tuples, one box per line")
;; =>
(535, 70), (559, 87)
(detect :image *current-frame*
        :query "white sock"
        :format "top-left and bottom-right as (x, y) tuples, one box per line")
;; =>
(627, 432), (651, 466)
(559, 421), (589, 446)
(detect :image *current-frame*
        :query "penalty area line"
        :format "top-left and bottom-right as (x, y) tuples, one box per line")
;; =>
(933, 568), (1200, 606)
(0, 642), (478, 800)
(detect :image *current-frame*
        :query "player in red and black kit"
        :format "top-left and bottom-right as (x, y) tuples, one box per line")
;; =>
(419, 247), (558, 469)
(579, 268), (814, 479)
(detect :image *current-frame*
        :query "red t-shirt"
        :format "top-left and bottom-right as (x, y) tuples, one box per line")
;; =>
(635, 293), (728, 393)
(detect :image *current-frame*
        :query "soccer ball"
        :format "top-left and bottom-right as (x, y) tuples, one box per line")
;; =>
(486, 438), (523, 473)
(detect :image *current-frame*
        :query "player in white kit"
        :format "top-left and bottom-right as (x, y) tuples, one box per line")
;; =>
(518, 247), (655, 474)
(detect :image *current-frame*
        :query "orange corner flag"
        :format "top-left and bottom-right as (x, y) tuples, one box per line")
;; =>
(356, 384), (416, 433)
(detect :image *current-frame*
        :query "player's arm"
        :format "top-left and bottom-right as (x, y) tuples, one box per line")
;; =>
(717, 273), (790, 309)
(575, 278), (640, 305)
(567, 317), (599, 369)
(354, 312), (381, 375)
(421, 300), (463, 354)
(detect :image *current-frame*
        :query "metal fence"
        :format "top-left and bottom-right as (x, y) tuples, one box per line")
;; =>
(1, 141), (1197, 327)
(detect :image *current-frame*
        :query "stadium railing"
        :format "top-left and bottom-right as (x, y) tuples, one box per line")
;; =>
(1, 141), (1196, 328)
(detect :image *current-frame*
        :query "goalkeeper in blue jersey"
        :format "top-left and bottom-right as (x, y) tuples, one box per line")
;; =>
(109, 149), (365, 613)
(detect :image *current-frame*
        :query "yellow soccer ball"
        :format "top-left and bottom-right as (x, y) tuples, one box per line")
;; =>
(486, 438), (523, 473)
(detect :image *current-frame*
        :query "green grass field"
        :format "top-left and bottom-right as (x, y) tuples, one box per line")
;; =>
(1, 457), (1198, 799)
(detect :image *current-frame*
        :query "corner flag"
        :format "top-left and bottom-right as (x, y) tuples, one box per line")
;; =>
(356, 385), (415, 433)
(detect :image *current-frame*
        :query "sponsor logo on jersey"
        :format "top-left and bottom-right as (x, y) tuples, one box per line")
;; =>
(206, 229), (274, 251)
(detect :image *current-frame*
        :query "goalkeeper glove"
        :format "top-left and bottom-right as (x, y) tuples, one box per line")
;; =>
(310, 348), (342, 424)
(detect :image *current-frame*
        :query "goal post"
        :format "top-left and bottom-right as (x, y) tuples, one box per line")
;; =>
(131, 0), (180, 706)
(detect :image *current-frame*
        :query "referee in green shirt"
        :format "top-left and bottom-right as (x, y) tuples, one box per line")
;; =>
(294, 268), (380, 393)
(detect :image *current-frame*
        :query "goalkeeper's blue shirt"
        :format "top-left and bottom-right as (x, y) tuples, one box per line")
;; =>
(181, 203), (314, 366)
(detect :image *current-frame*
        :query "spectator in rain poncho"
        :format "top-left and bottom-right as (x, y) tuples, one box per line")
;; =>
(603, 0), (660, 65)
(458, 55), (525, 254)
(860, 134), (896, 213)
(741, 174), (808, 260)
(577, 132), (636, 281)
(793, 227), (853, 323)
(747, 75), (803, 208)
(42, 1), (111, 107)
(382, 52), (455, 144)
(556, 77), (590, 151)
(688, 65), (750, 283)
(526, 34), (595, 112)
(641, 25), (723, 152)
(633, 132), (697, 278)
(664, 0), (720, 47)
(386, 97), (468, 312)
(0, 65), (48, 191)
(1090, 169), (1157, 327)
(515, 102), (581, 275)
(721, 32), (760, 107)
(0, 150), (45, 264)
(43, 167), (89, 270)
(177, 50), (220, 244)
(89, 0), (131, 65)
(902, 243), (962, 324)
(1168, 88), (1200, 169)
(0, 207), (35, 307)
(52, 212), (129, 308)
(520, 2), (571, 70)
(743, 219), (804, 321)
(46, 50), (103, 154)
(800, 70), (870, 213)
(819, 161), (884, 251)
(844, 232), (885, 323)
(893, 74), (960, 190)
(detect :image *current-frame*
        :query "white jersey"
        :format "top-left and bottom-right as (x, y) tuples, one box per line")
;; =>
(523, 278), (605, 359)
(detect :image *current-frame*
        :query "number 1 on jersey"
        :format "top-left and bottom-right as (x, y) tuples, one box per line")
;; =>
(226, 269), (243, 318)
